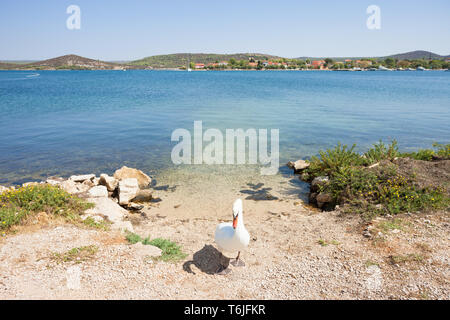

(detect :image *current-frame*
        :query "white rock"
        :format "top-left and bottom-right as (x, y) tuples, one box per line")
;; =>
(113, 220), (134, 233)
(88, 186), (108, 198)
(118, 178), (139, 205)
(22, 182), (40, 187)
(70, 174), (95, 183)
(80, 214), (104, 223)
(92, 177), (100, 186)
(114, 166), (151, 189)
(0, 186), (9, 194)
(132, 242), (162, 258)
(85, 197), (129, 225)
(99, 173), (118, 192)
(46, 177), (65, 186)
(60, 180), (90, 194)
(287, 159), (310, 172)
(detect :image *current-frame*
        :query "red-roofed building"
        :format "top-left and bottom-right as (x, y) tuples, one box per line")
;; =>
(312, 60), (325, 68)
(195, 63), (205, 69)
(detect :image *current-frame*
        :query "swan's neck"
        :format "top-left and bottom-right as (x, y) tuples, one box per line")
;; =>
(235, 213), (245, 231)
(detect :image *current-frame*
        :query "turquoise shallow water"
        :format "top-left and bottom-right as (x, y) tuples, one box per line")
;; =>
(0, 70), (449, 185)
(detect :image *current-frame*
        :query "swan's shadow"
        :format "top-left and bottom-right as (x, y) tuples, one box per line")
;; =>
(183, 244), (229, 275)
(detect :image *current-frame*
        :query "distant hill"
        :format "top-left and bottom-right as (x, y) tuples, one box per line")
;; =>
(2, 50), (448, 71)
(20, 55), (123, 70)
(383, 50), (449, 60)
(296, 51), (450, 61)
(130, 53), (282, 68)
(0, 62), (20, 69)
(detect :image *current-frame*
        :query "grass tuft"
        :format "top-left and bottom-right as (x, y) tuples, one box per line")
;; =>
(51, 245), (98, 264)
(125, 231), (187, 262)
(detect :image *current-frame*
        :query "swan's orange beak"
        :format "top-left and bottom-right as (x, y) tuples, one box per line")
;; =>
(232, 216), (238, 229)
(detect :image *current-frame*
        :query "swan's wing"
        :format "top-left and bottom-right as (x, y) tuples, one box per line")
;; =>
(215, 223), (233, 239)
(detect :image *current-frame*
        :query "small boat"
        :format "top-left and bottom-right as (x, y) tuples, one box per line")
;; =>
(417, 66), (427, 71)
(378, 65), (392, 71)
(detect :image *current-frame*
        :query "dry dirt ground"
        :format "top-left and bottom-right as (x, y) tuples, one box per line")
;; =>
(0, 173), (449, 300)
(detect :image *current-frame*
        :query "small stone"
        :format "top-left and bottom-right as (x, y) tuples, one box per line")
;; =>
(82, 179), (95, 188)
(132, 242), (162, 258)
(287, 160), (310, 172)
(118, 178), (139, 205)
(99, 174), (118, 192)
(70, 174), (95, 183)
(316, 193), (333, 208)
(46, 177), (65, 186)
(127, 203), (144, 211)
(131, 189), (152, 202)
(60, 179), (90, 195)
(88, 185), (108, 198)
(310, 176), (329, 193)
(112, 220), (134, 233)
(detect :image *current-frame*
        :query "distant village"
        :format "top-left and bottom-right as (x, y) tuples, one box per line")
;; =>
(187, 56), (450, 71)
(1, 53), (449, 71)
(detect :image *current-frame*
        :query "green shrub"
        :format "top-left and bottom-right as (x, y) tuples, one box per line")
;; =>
(306, 143), (363, 179)
(434, 142), (450, 159)
(125, 231), (144, 244)
(401, 149), (435, 161)
(363, 140), (399, 164)
(321, 158), (449, 218)
(400, 142), (450, 161)
(0, 185), (93, 232)
(324, 167), (380, 202)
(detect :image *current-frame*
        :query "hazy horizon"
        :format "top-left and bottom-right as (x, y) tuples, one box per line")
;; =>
(1, 49), (450, 63)
(0, 0), (449, 60)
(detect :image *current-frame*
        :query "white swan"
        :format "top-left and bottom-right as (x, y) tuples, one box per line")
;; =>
(214, 199), (250, 273)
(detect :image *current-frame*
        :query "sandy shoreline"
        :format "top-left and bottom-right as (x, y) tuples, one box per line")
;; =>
(0, 168), (449, 299)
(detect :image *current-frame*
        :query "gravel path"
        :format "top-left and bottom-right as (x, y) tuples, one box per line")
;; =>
(1, 195), (448, 299)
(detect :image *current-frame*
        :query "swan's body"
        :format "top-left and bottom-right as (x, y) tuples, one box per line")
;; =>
(215, 199), (250, 254)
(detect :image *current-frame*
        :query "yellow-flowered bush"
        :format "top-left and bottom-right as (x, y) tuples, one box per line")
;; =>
(0, 184), (93, 231)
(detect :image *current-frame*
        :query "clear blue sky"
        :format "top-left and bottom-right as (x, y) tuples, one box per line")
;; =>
(0, 0), (449, 60)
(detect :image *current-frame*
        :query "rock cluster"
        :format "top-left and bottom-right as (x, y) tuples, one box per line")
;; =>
(1, 166), (154, 233)
(287, 159), (335, 210)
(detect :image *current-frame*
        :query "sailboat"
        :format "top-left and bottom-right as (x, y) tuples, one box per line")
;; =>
(187, 54), (192, 72)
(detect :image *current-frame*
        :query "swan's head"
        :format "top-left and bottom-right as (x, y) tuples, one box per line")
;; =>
(232, 199), (242, 229)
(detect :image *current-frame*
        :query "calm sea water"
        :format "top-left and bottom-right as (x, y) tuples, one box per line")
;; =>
(0, 70), (449, 185)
